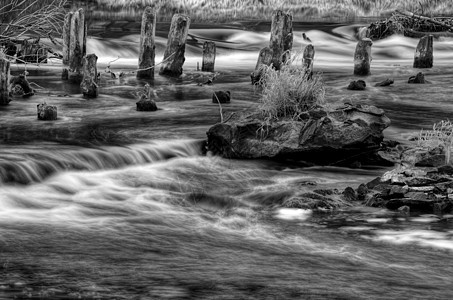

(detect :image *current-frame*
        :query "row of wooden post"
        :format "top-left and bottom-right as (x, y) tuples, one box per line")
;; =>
(0, 8), (438, 106)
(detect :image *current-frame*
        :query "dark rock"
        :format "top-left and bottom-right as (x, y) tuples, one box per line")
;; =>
(405, 177), (436, 187)
(375, 78), (394, 87)
(366, 176), (385, 189)
(347, 80), (366, 90)
(365, 194), (386, 207)
(206, 104), (391, 162)
(357, 183), (368, 200)
(136, 97), (157, 111)
(397, 205), (410, 216)
(37, 103), (57, 120)
(212, 91), (230, 104)
(389, 185), (409, 197)
(436, 165), (453, 176)
(313, 189), (336, 196)
(342, 187), (357, 201)
(61, 68), (69, 80)
(283, 192), (339, 209)
(408, 72), (425, 84)
(386, 198), (450, 213)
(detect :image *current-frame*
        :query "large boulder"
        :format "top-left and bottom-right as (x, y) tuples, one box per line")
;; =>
(206, 103), (390, 164)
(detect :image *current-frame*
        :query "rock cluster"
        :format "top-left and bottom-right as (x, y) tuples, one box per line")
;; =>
(361, 166), (453, 214)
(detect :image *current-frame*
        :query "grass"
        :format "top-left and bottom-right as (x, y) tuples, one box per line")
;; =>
(417, 120), (453, 165)
(89, 0), (453, 21)
(257, 54), (325, 121)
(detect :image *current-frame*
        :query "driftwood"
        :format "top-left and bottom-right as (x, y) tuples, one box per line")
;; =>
(368, 10), (453, 40)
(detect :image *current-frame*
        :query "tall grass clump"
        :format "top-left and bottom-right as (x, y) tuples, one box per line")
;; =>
(258, 62), (325, 121)
(417, 120), (453, 165)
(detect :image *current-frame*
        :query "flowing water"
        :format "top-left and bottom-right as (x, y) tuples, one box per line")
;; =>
(1, 14), (453, 299)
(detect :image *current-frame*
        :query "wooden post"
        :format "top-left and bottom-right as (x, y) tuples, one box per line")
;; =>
(354, 38), (372, 76)
(357, 27), (369, 40)
(159, 14), (191, 77)
(0, 57), (11, 105)
(68, 8), (86, 83)
(250, 47), (272, 84)
(269, 10), (292, 70)
(80, 54), (98, 98)
(137, 6), (157, 79)
(37, 103), (57, 120)
(62, 12), (73, 65)
(414, 35), (433, 68)
(282, 13), (293, 64)
(303, 44), (315, 70)
(202, 41), (216, 72)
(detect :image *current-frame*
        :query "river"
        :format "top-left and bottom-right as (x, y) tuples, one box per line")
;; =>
(0, 12), (453, 300)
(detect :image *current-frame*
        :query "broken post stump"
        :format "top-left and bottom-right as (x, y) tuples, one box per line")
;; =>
(0, 57), (11, 105)
(269, 10), (293, 70)
(357, 27), (369, 40)
(37, 103), (57, 120)
(80, 54), (98, 98)
(136, 84), (157, 111)
(354, 38), (372, 76)
(250, 47), (272, 84)
(159, 14), (191, 77)
(137, 6), (157, 79)
(202, 41), (216, 72)
(68, 8), (87, 83)
(303, 44), (315, 70)
(11, 75), (34, 97)
(414, 35), (433, 68)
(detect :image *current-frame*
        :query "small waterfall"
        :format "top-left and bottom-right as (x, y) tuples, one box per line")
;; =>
(0, 139), (204, 185)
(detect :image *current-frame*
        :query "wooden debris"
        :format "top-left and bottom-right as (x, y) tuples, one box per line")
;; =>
(414, 35), (433, 68)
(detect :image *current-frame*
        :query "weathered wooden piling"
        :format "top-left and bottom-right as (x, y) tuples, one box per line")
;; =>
(0, 57), (11, 105)
(65, 8), (86, 83)
(414, 35), (433, 68)
(354, 38), (373, 76)
(137, 6), (157, 79)
(250, 47), (272, 84)
(0, 58), (11, 104)
(80, 54), (98, 98)
(62, 12), (73, 65)
(136, 84), (157, 111)
(202, 41), (216, 72)
(269, 10), (292, 70)
(357, 27), (369, 40)
(159, 14), (191, 77)
(303, 44), (315, 70)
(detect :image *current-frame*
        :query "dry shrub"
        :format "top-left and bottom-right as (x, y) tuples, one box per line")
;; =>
(258, 58), (325, 121)
(417, 120), (453, 165)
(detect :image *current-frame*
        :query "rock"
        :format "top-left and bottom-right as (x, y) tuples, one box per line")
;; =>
(436, 165), (453, 176)
(408, 72), (425, 84)
(375, 78), (394, 87)
(283, 192), (340, 210)
(389, 185), (409, 197)
(386, 198), (448, 213)
(347, 80), (366, 90)
(397, 205), (410, 216)
(37, 103), (57, 120)
(313, 189), (336, 196)
(342, 187), (357, 201)
(206, 104), (391, 163)
(212, 91), (230, 104)
(136, 96), (157, 111)
(357, 183), (369, 201)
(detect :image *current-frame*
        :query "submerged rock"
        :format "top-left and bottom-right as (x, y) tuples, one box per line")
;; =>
(375, 78), (394, 87)
(206, 103), (390, 165)
(408, 72), (425, 84)
(212, 91), (230, 104)
(37, 103), (57, 120)
(347, 80), (366, 90)
(136, 96), (157, 111)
